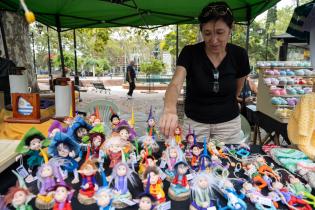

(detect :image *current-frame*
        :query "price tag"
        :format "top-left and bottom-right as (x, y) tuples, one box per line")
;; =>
(207, 207), (217, 210)
(159, 160), (167, 168)
(157, 201), (171, 210)
(256, 196), (273, 207)
(120, 198), (136, 206)
(186, 173), (195, 181)
(16, 165), (29, 178)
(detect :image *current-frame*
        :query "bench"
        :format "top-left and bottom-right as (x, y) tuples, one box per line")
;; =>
(92, 82), (111, 94)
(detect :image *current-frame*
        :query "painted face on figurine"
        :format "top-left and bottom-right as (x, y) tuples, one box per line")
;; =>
(148, 119), (155, 127)
(117, 165), (127, 176)
(41, 165), (53, 178)
(272, 181), (283, 190)
(144, 136), (154, 146)
(81, 164), (96, 176)
(109, 143), (121, 153)
(192, 146), (202, 156)
(49, 128), (61, 139)
(149, 172), (159, 184)
(175, 127), (180, 135)
(198, 177), (209, 189)
(95, 190), (111, 207)
(89, 115), (96, 123)
(256, 157), (266, 164)
(93, 119), (101, 125)
(54, 186), (68, 202)
(112, 117), (120, 126)
(93, 135), (102, 147)
(57, 143), (70, 157)
(29, 138), (42, 150)
(177, 163), (188, 175)
(147, 158), (156, 167)
(289, 176), (300, 184)
(169, 148), (178, 158)
(64, 117), (73, 125)
(139, 196), (152, 210)
(12, 190), (27, 206)
(76, 127), (88, 138)
(119, 129), (130, 141)
(187, 135), (194, 145)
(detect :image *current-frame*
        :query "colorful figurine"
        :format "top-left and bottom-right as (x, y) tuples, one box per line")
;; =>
(50, 181), (74, 210)
(88, 124), (106, 164)
(174, 126), (184, 148)
(48, 132), (80, 184)
(286, 175), (312, 197)
(138, 154), (157, 179)
(4, 171), (34, 210)
(109, 161), (139, 209)
(217, 179), (247, 210)
(35, 150), (61, 209)
(138, 193), (156, 210)
(243, 162), (268, 190)
(143, 166), (166, 204)
(162, 139), (184, 180)
(48, 120), (66, 139)
(241, 182), (276, 210)
(94, 168), (114, 210)
(15, 127), (50, 174)
(146, 106), (159, 141)
(102, 136), (127, 168)
(77, 148), (99, 205)
(185, 127), (195, 159)
(190, 143), (202, 171)
(66, 116), (92, 143)
(190, 172), (216, 210)
(110, 108), (121, 130)
(168, 161), (190, 201)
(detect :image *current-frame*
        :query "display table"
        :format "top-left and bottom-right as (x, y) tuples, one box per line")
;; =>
(0, 145), (299, 210)
(0, 140), (19, 173)
(246, 105), (290, 145)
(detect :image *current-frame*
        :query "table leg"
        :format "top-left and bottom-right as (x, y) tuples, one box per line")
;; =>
(274, 133), (280, 145)
(253, 125), (258, 145)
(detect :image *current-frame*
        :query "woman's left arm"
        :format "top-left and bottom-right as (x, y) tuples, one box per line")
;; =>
(236, 76), (247, 99)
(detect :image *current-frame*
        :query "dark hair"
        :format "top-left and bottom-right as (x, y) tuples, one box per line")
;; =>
(116, 125), (130, 133)
(110, 114), (120, 122)
(25, 134), (45, 146)
(198, 2), (234, 30)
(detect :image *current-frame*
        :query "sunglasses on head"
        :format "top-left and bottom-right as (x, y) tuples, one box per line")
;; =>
(203, 5), (232, 17)
(212, 68), (219, 93)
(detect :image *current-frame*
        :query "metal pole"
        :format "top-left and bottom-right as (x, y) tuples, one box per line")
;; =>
(73, 29), (79, 85)
(31, 32), (36, 74)
(245, 21), (250, 51)
(266, 33), (269, 60)
(176, 24), (179, 62)
(0, 11), (9, 59)
(56, 15), (65, 77)
(47, 26), (53, 90)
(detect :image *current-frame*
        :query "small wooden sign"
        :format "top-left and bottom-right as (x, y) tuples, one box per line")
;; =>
(5, 93), (49, 123)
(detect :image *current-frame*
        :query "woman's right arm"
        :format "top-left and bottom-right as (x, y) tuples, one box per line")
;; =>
(159, 66), (186, 138)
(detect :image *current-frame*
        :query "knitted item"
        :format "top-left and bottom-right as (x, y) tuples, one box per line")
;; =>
(287, 93), (315, 160)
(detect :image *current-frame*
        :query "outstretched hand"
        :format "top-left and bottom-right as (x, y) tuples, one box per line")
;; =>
(159, 111), (178, 138)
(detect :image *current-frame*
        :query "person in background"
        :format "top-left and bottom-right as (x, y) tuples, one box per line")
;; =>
(126, 60), (136, 99)
(159, 2), (250, 144)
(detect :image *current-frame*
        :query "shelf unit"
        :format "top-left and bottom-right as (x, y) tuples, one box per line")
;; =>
(256, 61), (315, 123)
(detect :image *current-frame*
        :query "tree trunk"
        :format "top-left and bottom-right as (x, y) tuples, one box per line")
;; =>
(0, 11), (39, 92)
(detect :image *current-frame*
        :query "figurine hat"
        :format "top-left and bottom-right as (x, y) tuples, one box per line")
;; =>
(48, 132), (80, 157)
(48, 120), (65, 135)
(110, 107), (119, 121)
(185, 125), (193, 140)
(147, 106), (154, 122)
(16, 127), (49, 154)
(200, 137), (211, 171)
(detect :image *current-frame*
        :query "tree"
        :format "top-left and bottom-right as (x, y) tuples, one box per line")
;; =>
(140, 59), (165, 75)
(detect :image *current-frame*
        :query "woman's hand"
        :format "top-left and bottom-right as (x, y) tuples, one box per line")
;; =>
(159, 110), (178, 138)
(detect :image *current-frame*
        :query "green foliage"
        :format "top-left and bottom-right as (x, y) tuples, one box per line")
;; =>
(140, 59), (165, 75)
(52, 51), (74, 70)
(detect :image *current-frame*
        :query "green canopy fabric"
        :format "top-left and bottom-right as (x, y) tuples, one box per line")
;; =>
(0, 0), (280, 29)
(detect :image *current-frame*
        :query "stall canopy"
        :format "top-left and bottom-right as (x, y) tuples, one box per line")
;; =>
(0, 0), (280, 30)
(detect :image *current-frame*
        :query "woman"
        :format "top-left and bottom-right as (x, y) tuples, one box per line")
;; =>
(159, 2), (250, 143)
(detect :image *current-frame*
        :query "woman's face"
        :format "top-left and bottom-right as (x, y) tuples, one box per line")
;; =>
(12, 191), (27, 206)
(201, 19), (231, 54)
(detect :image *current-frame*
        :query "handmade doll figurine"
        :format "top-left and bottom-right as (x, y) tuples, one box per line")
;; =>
(255, 156), (280, 182)
(110, 108), (121, 130)
(88, 124), (106, 165)
(217, 179), (247, 210)
(139, 132), (160, 156)
(190, 172), (216, 210)
(241, 182), (276, 210)
(190, 144), (202, 171)
(174, 126), (184, 148)
(77, 148), (99, 205)
(48, 120), (66, 139)
(102, 136), (128, 168)
(66, 116), (92, 143)
(4, 171), (34, 210)
(207, 141), (226, 158)
(168, 161), (190, 201)
(162, 139), (184, 180)
(138, 193), (156, 210)
(16, 127), (50, 175)
(185, 127), (195, 159)
(243, 162), (267, 190)
(143, 167), (166, 204)
(35, 150), (62, 209)
(94, 168), (114, 210)
(269, 181), (312, 210)
(48, 132), (80, 184)
(138, 154), (157, 179)
(50, 181), (74, 210)
(287, 175), (312, 197)
(146, 106), (159, 141)
(109, 161), (139, 209)
(115, 120), (137, 141)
